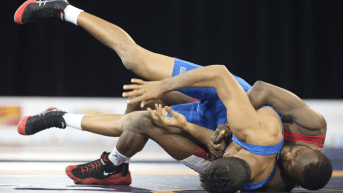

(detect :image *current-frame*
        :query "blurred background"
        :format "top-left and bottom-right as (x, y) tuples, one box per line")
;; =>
(0, 0), (342, 166)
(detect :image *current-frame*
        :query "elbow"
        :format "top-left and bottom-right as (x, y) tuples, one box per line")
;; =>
(211, 65), (230, 79)
(206, 65), (228, 83)
(247, 80), (268, 108)
(217, 65), (229, 73)
(250, 80), (269, 95)
(252, 80), (266, 90)
(210, 65), (228, 74)
(319, 116), (327, 132)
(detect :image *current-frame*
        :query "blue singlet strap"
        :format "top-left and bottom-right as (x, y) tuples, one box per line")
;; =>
(243, 160), (278, 190)
(231, 135), (284, 155)
(224, 105), (284, 190)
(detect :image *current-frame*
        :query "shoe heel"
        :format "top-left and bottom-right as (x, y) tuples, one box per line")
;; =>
(14, 0), (37, 24)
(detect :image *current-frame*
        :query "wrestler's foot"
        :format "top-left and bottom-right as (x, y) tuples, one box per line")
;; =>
(14, 0), (69, 24)
(66, 152), (132, 185)
(18, 107), (66, 135)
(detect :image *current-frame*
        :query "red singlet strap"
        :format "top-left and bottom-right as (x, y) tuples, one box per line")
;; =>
(284, 129), (326, 147)
(190, 98), (200, 102)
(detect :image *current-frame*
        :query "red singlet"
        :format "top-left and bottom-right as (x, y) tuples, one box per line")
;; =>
(283, 129), (326, 147)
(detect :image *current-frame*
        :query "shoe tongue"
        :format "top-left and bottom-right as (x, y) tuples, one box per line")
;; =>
(100, 159), (106, 166)
(100, 153), (111, 166)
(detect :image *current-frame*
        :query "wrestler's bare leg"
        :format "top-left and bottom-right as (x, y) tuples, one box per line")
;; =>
(115, 111), (213, 160)
(79, 111), (137, 137)
(80, 109), (214, 160)
(77, 12), (174, 81)
(80, 114), (126, 137)
(78, 91), (192, 136)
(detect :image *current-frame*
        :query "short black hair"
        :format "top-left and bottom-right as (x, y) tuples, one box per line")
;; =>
(296, 151), (333, 190)
(200, 157), (251, 193)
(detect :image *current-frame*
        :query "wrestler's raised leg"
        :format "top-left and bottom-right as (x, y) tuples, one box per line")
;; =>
(14, 1), (175, 81)
(77, 12), (175, 81)
(14, 1), (196, 139)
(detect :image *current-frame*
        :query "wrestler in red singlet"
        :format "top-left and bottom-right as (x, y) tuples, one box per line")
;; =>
(277, 129), (326, 179)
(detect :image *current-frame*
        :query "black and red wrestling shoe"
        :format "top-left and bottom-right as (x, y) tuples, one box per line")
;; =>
(66, 152), (132, 185)
(14, 0), (69, 24)
(18, 107), (66, 135)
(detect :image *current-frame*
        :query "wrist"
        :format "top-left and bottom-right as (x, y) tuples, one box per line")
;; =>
(161, 79), (172, 94)
(182, 122), (191, 132)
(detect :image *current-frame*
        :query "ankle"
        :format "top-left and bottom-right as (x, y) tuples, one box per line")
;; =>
(62, 114), (84, 130)
(109, 148), (130, 166)
(64, 5), (84, 25)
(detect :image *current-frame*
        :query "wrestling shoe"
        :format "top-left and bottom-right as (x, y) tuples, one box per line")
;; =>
(14, 0), (69, 24)
(18, 107), (66, 135)
(66, 152), (132, 185)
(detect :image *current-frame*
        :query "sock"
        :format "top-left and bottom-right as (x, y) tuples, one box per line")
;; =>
(64, 5), (84, 25)
(62, 114), (84, 131)
(109, 147), (130, 166)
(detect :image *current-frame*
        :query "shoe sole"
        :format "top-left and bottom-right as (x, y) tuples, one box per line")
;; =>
(17, 107), (57, 135)
(14, 0), (37, 24)
(66, 165), (132, 185)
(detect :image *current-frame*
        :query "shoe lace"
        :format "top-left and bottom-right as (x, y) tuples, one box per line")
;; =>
(81, 160), (102, 173)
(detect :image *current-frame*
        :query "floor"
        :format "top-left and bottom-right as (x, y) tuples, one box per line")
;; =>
(0, 162), (342, 193)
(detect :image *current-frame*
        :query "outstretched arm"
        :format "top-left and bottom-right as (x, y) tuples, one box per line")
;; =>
(123, 65), (261, 141)
(247, 81), (326, 132)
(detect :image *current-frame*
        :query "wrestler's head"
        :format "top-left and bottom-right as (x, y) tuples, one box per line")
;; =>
(200, 157), (251, 193)
(280, 144), (332, 190)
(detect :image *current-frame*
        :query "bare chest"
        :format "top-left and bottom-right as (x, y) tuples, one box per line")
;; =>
(224, 142), (278, 184)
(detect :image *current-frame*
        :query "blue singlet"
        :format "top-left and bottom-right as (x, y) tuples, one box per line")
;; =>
(169, 58), (283, 190)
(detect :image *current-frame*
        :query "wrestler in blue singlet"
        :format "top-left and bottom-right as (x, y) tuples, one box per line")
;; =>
(169, 58), (284, 190)
(168, 58), (251, 131)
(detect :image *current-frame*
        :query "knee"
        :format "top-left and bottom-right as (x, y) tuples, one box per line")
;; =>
(119, 45), (147, 73)
(125, 112), (153, 134)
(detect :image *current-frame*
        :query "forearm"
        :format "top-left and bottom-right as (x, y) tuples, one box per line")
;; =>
(249, 81), (326, 130)
(249, 81), (299, 117)
(182, 122), (214, 149)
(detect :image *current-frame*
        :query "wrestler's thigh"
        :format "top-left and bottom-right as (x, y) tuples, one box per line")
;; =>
(131, 46), (175, 81)
(138, 112), (200, 160)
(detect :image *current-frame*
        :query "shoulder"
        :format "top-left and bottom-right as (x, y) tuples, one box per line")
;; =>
(246, 107), (283, 145)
